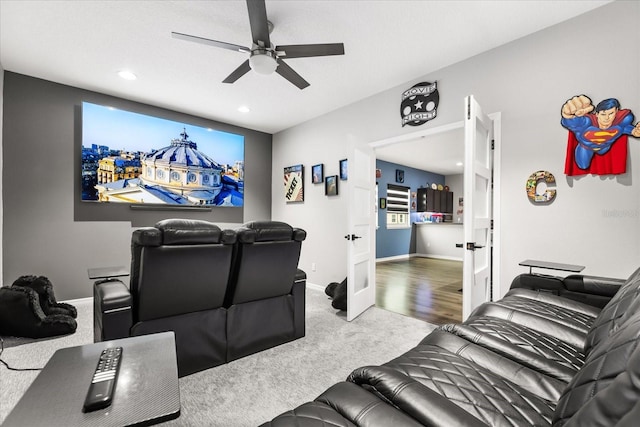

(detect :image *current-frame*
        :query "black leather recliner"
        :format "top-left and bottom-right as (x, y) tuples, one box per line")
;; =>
(93, 219), (307, 377)
(95, 219), (236, 377)
(226, 221), (307, 361)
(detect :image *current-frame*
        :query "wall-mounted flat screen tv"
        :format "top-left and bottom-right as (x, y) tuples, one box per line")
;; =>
(81, 102), (245, 207)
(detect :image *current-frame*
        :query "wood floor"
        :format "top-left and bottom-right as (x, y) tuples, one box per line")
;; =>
(376, 257), (462, 325)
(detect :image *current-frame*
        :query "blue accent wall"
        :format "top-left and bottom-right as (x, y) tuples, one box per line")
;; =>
(376, 159), (444, 259)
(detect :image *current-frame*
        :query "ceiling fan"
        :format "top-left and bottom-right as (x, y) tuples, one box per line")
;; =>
(171, 0), (345, 90)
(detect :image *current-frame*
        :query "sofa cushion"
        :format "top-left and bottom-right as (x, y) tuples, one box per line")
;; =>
(583, 266), (640, 354)
(420, 330), (566, 401)
(553, 310), (640, 426)
(440, 318), (584, 382)
(382, 342), (556, 426)
(469, 303), (588, 349)
(491, 289), (599, 335)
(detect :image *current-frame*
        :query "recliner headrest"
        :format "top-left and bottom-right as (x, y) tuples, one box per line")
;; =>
(238, 221), (306, 243)
(154, 219), (236, 245)
(132, 227), (162, 246)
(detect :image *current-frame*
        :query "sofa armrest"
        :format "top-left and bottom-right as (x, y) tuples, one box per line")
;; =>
(316, 381), (425, 427)
(295, 268), (307, 283)
(93, 279), (132, 342)
(348, 366), (486, 427)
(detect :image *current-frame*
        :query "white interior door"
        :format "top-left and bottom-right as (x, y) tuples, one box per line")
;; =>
(346, 143), (376, 321)
(462, 95), (494, 320)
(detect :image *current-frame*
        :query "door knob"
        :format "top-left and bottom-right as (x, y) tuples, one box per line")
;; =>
(455, 242), (483, 250)
(344, 234), (362, 241)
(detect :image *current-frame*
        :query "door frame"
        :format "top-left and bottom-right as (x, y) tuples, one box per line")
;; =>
(368, 117), (502, 313)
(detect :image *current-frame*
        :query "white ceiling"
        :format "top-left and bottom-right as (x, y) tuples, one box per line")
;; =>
(376, 126), (465, 175)
(0, 0), (610, 137)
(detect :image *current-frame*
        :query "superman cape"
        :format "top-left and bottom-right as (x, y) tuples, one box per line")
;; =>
(564, 110), (630, 176)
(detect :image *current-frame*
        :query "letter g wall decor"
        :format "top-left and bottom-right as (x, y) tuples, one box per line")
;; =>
(400, 81), (439, 127)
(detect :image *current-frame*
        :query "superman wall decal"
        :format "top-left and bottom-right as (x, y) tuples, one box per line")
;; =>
(561, 95), (640, 176)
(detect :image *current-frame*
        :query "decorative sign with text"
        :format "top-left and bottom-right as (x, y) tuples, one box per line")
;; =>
(284, 164), (304, 203)
(400, 81), (439, 127)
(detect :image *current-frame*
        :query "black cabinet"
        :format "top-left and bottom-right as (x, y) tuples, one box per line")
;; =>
(416, 188), (453, 214)
(417, 188), (427, 212)
(445, 191), (454, 214)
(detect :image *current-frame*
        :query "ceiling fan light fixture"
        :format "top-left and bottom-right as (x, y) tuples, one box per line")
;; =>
(249, 50), (278, 75)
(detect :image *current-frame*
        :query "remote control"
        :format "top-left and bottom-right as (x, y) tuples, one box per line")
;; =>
(82, 347), (122, 412)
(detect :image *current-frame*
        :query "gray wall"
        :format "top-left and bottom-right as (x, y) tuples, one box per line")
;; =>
(273, 1), (640, 295)
(2, 72), (272, 300)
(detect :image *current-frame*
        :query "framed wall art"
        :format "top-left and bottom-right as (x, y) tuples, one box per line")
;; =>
(325, 175), (338, 196)
(312, 164), (324, 184)
(284, 164), (304, 203)
(339, 159), (348, 180)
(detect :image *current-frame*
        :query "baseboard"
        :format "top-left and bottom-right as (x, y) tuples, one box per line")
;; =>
(376, 254), (412, 263)
(413, 253), (463, 262)
(61, 296), (93, 305)
(376, 253), (462, 263)
(306, 282), (324, 293)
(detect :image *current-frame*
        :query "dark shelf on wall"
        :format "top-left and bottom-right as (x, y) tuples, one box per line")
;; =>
(129, 204), (213, 212)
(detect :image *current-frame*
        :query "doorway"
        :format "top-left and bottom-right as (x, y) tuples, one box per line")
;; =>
(345, 99), (500, 323)
(372, 122), (465, 324)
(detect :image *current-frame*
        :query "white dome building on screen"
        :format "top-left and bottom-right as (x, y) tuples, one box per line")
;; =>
(141, 128), (223, 204)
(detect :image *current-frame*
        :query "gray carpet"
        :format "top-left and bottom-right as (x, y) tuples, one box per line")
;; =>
(0, 288), (436, 426)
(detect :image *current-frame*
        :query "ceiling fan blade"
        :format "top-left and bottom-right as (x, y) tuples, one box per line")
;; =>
(222, 60), (252, 84)
(275, 59), (310, 90)
(246, 0), (271, 47)
(276, 43), (345, 58)
(172, 32), (250, 53)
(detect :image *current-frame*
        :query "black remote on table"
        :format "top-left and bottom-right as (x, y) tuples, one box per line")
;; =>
(82, 346), (122, 412)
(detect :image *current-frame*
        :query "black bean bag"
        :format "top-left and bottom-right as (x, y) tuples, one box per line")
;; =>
(325, 278), (347, 311)
(0, 286), (77, 339)
(12, 275), (77, 318)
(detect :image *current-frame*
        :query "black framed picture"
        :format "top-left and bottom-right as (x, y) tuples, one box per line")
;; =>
(339, 159), (348, 180)
(379, 198), (386, 209)
(396, 169), (404, 183)
(325, 175), (338, 196)
(312, 164), (324, 184)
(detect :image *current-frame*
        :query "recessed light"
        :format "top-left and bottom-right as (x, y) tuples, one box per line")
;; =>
(237, 105), (250, 113)
(456, 162), (463, 166)
(118, 70), (137, 80)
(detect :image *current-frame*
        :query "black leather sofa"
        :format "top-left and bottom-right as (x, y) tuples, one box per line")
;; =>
(93, 219), (306, 377)
(261, 266), (640, 426)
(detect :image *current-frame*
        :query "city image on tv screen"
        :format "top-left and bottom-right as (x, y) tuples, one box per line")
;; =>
(81, 102), (245, 207)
